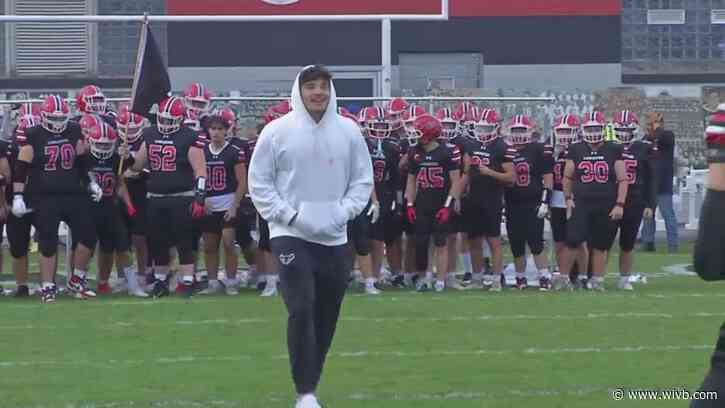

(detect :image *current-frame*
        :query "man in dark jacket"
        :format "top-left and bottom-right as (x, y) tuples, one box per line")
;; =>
(640, 112), (679, 253)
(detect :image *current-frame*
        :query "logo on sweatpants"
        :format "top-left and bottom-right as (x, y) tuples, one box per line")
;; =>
(279, 253), (296, 265)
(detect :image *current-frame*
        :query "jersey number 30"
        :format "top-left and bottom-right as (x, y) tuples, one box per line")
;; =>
(578, 161), (609, 183)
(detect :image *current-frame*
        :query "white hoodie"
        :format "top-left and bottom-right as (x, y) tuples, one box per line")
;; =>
(248, 67), (374, 246)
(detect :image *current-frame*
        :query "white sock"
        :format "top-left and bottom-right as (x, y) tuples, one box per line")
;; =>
(182, 275), (194, 284)
(266, 275), (278, 287)
(42, 281), (54, 290)
(425, 271), (433, 282)
(482, 241), (491, 257)
(196, 271), (208, 281)
(74, 269), (87, 279)
(404, 272), (415, 281)
(592, 276), (604, 283)
(365, 277), (376, 288)
(124, 267), (138, 287)
(516, 272), (525, 279)
(223, 277), (239, 287)
(436, 279), (445, 287)
(248, 264), (257, 276)
(462, 253), (472, 273)
(154, 273), (168, 282)
(208, 279), (219, 287)
(538, 268), (551, 279)
(473, 272), (484, 282)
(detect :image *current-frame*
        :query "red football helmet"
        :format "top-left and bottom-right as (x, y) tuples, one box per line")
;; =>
(474, 108), (500, 144)
(453, 102), (479, 139)
(435, 107), (458, 140)
(40, 95), (70, 133)
(508, 115), (535, 145)
(18, 103), (40, 118)
(581, 111), (606, 144)
(79, 113), (101, 138)
(364, 106), (391, 139)
(408, 114), (441, 147)
(337, 106), (357, 122)
(553, 114), (580, 147)
(157, 96), (186, 135)
(87, 119), (118, 161)
(612, 110), (640, 144)
(116, 103), (146, 144)
(15, 114), (40, 144)
(706, 105), (725, 146)
(264, 100), (292, 124)
(76, 85), (107, 114)
(386, 97), (409, 131)
(184, 109), (202, 131)
(402, 104), (427, 137)
(183, 83), (212, 116)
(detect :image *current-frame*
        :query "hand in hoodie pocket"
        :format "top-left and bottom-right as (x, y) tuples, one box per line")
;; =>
(296, 201), (346, 239)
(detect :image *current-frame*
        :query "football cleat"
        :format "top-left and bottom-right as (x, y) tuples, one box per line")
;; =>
(416, 281), (430, 293)
(260, 284), (278, 297)
(589, 279), (606, 292)
(151, 279), (170, 298)
(539, 277), (552, 292)
(181, 282), (194, 299)
(364, 285), (382, 295)
(515, 277), (528, 290)
(67, 275), (97, 299)
(225, 284), (240, 296)
(434, 280), (445, 292)
(40, 285), (57, 303)
(617, 277), (634, 291)
(489, 277), (502, 292)
(96, 282), (112, 295)
(390, 274), (406, 288)
(198, 280), (224, 295)
(462, 272), (473, 285)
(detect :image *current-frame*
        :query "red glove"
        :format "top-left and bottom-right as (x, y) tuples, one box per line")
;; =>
(191, 201), (205, 219)
(126, 202), (137, 218)
(436, 207), (451, 225)
(406, 205), (416, 224)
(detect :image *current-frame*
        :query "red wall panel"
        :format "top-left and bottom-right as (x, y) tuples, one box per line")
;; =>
(167, 0), (621, 17)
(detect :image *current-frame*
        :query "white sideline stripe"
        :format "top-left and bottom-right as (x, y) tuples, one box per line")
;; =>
(0, 312), (723, 331)
(0, 345), (711, 369)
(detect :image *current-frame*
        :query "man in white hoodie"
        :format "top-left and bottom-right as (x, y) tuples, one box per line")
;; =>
(248, 65), (373, 408)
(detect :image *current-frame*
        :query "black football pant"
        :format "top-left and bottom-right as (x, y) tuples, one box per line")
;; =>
(146, 196), (194, 266)
(270, 236), (350, 395)
(691, 321), (725, 407)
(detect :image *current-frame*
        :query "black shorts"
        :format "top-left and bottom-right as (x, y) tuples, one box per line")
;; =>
(464, 201), (503, 239)
(258, 215), (271, 252)
(550, 207), (568, 243)
(566, 200), (618, 251)
(414, 210), (450, 248)
(347, 210), (372, 256)
(125, 178), (148, 236)
(31, 194), (97, 257)
(618, 201), (646, 252)
(146, 196), (195, 265)
(91, 201), (131, 253)
(7, 212), (34, 259)
(200, 210), (237, 235)
(505, 203), (545, 258)
(369, 207), (403, 245)
(235, 206), (255, 249)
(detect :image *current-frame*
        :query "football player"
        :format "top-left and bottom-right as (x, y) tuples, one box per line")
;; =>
(504, 115), (554, 290)
(122, 96), (207, 298)
(81, 115), (146, 297)
(612, 110), (656, 290)
(117, 103), (152, 286)
(75, 85), (116, 127)
(559, 111), (628, 291)
(405, 115), (461, 292)
(4, 114), (35, 297)
(12, 95), (100, 303)
(197, 114), (247, 295)
(549, 114), (589, 286)
(461, 109), (515, 291)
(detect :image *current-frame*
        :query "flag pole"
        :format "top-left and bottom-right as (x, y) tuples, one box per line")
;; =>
(119, 12), (149, 176)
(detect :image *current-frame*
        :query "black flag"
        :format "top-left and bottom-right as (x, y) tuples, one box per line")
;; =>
(130, 22), (170, 116)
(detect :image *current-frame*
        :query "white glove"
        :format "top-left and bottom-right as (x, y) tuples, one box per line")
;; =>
(11, 195), (27, 217)
(89, 182), (103, 202)
(367, 202), (380, 224)
(537, 203), (549, 219)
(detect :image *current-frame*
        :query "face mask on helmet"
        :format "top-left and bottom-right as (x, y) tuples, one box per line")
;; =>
(90, 140), (115, 160)
(614, 125), (637, 144)
(474, 123), (497, 143)
(554, 127), (576, 146)
(439, 121), (456, 140)
(582, 125), (604, 144)
(86, 95), (107, 113)
(157, 113), (183, 135)
(367, 120), (391, 139)
(509, 126), (531, 145)
(42, 112), (69, 133)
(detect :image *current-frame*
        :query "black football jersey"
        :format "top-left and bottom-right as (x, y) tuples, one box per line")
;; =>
(505, 142), (553, 206)
(142, 126), (205, 195)
(396, 138), (410, 193)
(622, 140), (657, 208)
(551, 147), (568, 192)
(367, 137), (400, 207)
(205, 142), (245, 198)
(25, 123), (86, 195)
(566, 141), (623, 203)
(466, 137), (516, 206)
(408, 142), (461, 212)
(448, 135), (476, 170)
(87, 153), (121, 203)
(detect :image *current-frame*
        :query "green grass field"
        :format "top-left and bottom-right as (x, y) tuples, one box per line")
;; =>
(1, 244), (723, 408)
